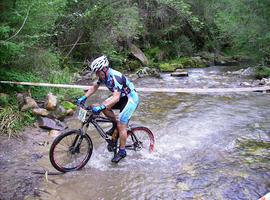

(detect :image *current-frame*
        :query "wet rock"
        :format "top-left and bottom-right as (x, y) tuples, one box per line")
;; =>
(21, 97), (38, 111)
(45, 93), (57, 111)
(240, 82), (251, 87)
(175, 68), (186, 72)
(232, 69), (244, 75)
(241, 67), (255, 76)
(32, 108), (49, 117)
(37, 116), (67, 131)
(48, 130), (61, 138)
(171, 72), (188, 77)
(66, 109), (74, 116)
(50, 105), (67, 120)
(136, 67), (160, 78)
(129, 44), (149, 65)
(260, 78), (270, 86)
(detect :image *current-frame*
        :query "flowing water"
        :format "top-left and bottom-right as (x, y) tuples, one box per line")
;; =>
(7, 66), (270, 199)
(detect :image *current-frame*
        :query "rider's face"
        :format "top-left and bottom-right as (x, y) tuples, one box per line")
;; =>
(96, 70), (106, 81)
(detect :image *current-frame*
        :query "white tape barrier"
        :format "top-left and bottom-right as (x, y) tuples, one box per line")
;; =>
(1, 80), (270, 93)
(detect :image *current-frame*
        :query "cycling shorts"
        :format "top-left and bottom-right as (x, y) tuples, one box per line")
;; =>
(112, 91), (139, 125)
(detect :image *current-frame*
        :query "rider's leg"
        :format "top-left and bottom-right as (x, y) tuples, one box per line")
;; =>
(117, 122), (128, 149)
(102, 109), (117, 122)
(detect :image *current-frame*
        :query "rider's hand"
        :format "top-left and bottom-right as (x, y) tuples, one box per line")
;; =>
(92, 105), (106, 114)
(76, 96), (87, 105)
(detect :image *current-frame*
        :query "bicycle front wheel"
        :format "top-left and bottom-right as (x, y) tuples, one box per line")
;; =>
(126, 126), (155, 152)
(49, 130), (93, 173)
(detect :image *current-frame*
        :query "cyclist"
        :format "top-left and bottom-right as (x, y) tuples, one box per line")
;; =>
(76, 55), (140, 163)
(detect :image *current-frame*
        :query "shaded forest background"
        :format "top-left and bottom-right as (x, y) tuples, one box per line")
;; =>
(1, 0), (270, 73)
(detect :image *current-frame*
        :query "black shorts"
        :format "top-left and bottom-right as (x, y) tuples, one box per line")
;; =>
(111, 96), (128, 112)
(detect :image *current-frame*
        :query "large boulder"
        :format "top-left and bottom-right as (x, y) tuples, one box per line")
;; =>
(21, 97), (38, 111)
(260, 78), (270, 86)
(45, 93), (57, 111)
(130, 44), (149, 65)
(37, 117), (67, 131)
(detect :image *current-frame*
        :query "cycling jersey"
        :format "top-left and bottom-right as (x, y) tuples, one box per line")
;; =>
(97, 68), (135, 97)
(97, 68), (139, 124)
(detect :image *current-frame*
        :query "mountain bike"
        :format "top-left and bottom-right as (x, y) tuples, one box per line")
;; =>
(49, 103), (155, 173)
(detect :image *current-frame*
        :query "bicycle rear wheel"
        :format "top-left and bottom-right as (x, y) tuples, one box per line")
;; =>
(49, 130), (93, 173)
(126, 126), (155, 152)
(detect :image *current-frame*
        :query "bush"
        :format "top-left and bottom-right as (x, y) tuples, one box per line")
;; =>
(0, 93), (10, 107)
(0, 105), (35, 137)
(255, 66), (270, 79)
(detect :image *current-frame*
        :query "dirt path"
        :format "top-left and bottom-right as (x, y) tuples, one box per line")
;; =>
(0, 127), (58, 200)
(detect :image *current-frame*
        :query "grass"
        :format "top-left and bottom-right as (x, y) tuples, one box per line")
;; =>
(0, 105), (35, 137)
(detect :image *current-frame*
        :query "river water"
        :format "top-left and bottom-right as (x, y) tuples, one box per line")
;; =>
(37, 66), (270, 199)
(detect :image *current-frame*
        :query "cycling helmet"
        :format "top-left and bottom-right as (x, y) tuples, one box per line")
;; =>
(89, 55), (109, 72)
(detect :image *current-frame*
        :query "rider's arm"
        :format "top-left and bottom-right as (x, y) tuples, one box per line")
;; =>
(103, 91), (121, 109)
(85, 83), (99, 97)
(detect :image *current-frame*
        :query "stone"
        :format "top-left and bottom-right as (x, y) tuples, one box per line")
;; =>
(171, 72), (189, 77)
(16, 93), (25, 109)
(130, 44), (149, 65)
(50, 105), (67, 120)
(232, 69), (244, 75)
(21, 97), (38, 111)
(66, 109), (74, 116)
(45, 93), (57, 111)
(37, 116), (67, 131)
(48, 130), (61, 138)
(175, 68), (186, 72)
(32, 108), (50, 117)
(241, 67), (255, 76)
(136, 67), (160, 78)
(260, 78), (270, 86)
(240, 82), (251, 87)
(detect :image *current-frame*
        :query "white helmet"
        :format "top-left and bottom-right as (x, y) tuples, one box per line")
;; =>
(89, 55), (109, 72)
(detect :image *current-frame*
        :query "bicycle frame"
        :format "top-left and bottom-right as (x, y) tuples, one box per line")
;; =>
(80, 110), (117, 144)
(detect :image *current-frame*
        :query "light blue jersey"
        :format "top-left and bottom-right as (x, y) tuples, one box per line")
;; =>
(97, 68), (139, 124)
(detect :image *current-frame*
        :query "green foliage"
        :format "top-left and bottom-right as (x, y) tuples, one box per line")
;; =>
(0, 41), (24, 65)
(60, 101), (76, 110)
(126, 60), (142, 72)
(255, 66), (270, 79)
(0, 94), (10, 107)
(0, 105), (35, 137)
